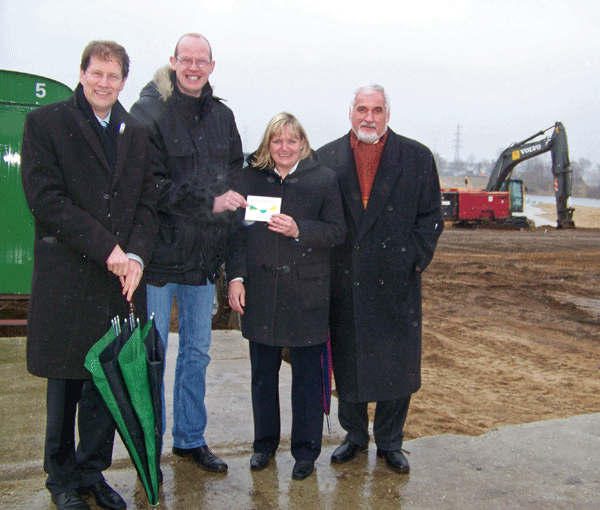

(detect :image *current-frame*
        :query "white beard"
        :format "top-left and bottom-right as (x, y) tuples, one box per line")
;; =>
(353, 123), (387, 144)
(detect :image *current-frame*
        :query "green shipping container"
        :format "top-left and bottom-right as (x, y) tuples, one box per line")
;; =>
(0, 70), (73, 294)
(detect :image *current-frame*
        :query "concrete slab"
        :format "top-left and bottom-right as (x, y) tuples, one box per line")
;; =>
(1, 331), (598, 509)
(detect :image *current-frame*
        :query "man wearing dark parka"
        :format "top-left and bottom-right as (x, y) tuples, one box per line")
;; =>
(317, 84), (443, 474)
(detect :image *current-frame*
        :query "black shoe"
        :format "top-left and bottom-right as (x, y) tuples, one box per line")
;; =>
(292, 460), (314, 480)
(173, 445), (228, 472)
(52, 490), (90, 510)
(330, 439), (367, 464)
(250, 452), (274, 471)
(78, 480), (126, 509)
(376, 449), (410, 474)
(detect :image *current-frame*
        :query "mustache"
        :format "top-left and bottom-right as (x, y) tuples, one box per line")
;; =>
(359, 122), (377, 129)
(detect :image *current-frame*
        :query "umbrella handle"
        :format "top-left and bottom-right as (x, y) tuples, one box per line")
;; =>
(128, 301), (136, 327)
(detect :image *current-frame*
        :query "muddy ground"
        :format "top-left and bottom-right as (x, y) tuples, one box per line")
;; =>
(2, 205), (599, 442)
(408, 214), (600, 439)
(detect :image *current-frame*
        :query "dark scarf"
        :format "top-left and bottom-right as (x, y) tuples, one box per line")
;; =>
(75, 83), (118, 170)
(170, 72), (213, 131)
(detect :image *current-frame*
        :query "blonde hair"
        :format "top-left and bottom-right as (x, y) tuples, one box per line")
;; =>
(252, 112), (311, 169)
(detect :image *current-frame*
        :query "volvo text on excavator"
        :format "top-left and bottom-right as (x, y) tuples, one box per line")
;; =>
(442, 122), (575, 229)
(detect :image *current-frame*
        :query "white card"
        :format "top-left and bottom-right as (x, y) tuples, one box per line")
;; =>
(245, 195), (282, 222)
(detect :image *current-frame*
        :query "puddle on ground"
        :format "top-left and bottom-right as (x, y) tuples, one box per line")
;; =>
(547, 292), (600, 318)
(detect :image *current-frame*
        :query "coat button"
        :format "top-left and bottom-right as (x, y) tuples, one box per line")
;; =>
(354, 281), (360, 287)
(354, 245), (360, 250)
(381, 243), (386, 249)
(103, 194), (110, 200)
(378, 279), (384, 285)
(282, 265), (290, 273)
(401, 247), (407, 252)
(388, 205), (393, 211)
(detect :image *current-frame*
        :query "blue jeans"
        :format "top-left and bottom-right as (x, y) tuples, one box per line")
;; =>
(147, 282), (214, 449)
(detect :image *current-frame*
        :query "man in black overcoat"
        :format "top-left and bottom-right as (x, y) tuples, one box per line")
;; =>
(21, 41), (157, 510)
(317, 84), (443, 474)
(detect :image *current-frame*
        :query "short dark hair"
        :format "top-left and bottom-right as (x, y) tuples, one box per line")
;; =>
(174, 33), (213, 62)
(80, 40), (130, 79)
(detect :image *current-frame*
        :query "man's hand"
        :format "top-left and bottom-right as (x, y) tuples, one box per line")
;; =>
(268, 213), (299, 238)
(106, 245), (130, 276)
(213, 190), (249, 214)
(228, 279), (246, 315)
(107, 245), (143, 301)
(120, 259), (143, 302)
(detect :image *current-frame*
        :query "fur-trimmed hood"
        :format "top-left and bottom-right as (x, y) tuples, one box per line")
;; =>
(153, 65), (175, 101)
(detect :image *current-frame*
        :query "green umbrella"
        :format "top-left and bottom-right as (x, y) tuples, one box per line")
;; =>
(85, 318), (163, 506)
(117, 320), (160, 504)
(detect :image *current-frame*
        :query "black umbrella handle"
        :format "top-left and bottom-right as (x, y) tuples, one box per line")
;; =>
(128, 301), (136, 327)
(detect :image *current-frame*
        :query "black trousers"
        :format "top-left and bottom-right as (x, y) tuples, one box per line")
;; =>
(249, 341), (324, 462)
(338, 395), (411, 452)
(44, 379), (115, 496)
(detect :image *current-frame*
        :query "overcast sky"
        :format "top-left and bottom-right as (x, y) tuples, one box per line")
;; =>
(2, 0), (598, 166)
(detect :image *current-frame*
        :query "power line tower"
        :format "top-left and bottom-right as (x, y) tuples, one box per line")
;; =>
(453, 125), (462, 163)
(451, 125), (464, 175)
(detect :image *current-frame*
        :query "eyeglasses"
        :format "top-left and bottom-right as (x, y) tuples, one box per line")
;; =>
(85, 70), (123, 86)
(176, 57), (211, 68)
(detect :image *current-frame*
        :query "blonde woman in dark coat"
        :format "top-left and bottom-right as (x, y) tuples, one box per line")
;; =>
(227, 113), (346, 480)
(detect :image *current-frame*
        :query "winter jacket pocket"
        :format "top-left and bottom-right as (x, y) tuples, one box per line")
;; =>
(150, 214), (195, 271)
(297, 262), (331, 311)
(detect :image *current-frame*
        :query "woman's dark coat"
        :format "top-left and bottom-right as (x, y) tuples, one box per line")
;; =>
(227, 156), (346, 347)
(21, 91), (157, 379)
(317, 129), (443, 403)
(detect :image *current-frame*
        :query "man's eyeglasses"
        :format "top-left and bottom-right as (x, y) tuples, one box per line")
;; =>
(85, 70), (122, 86)
(176, 58), (211, 69)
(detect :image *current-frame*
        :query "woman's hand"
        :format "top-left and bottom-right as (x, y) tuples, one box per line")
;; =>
(268, 213), (299, 238)
(228, 279), (246, 315)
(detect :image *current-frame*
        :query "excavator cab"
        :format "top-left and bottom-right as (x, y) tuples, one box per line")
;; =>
(500, 178), (524, 213)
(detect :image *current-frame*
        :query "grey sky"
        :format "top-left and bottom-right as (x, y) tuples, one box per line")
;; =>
(2, 0), (598, 165)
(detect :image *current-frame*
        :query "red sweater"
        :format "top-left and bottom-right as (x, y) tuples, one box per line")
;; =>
(350, 130), (388, 208)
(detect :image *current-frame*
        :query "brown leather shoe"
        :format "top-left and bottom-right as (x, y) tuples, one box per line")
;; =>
(173, 445), (228, 472)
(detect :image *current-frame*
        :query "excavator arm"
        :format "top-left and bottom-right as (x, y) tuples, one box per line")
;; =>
(550, 123), (575, 228)
(484, 122), (574, 228)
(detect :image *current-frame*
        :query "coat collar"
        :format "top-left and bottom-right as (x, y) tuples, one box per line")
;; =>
(335, 129), (404, 241)
(68, 92), (133, 181)
(249, 151), (320, 181)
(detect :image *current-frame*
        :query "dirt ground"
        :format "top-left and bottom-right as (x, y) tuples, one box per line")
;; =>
(2, 205), (599, 442)
(405, 205), (600, 440)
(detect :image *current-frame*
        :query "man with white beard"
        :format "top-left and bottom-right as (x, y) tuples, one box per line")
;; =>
(317, 84), (443, 474)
